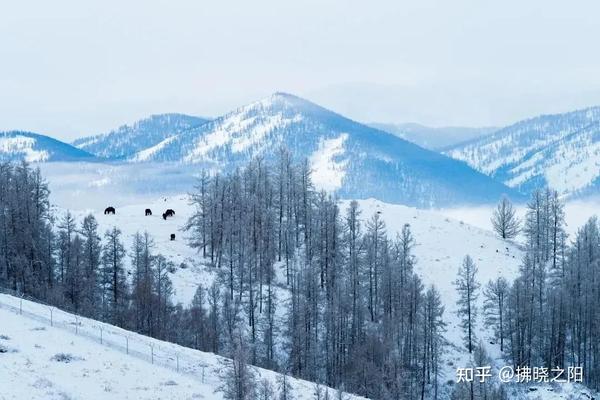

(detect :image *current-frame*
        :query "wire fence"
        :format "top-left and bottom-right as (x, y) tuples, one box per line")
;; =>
(0, 287), (216, 386)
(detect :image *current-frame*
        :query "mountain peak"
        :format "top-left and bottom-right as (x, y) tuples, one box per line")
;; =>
(254, 92), (316, 109)
(119, 94), (518, 206)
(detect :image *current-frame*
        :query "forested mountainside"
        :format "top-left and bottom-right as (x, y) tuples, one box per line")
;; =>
(113, 93), (518, 207)
(73, 113), (209, 159)
(446, 106), (600, 197)
(2, 159), (600, 399)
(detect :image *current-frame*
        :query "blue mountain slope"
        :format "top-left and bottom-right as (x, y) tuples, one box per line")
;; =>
(446, 106), (600, 197)
(129, 93), (520, 207)
(73, 113), (209, 159)
(0, 131), (95, 162)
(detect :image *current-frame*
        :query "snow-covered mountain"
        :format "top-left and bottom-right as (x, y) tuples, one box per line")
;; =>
(446, 107), (600, 197)
(369, 122), (497, 150)
(0, 131), (95, 162)
(73, 113), (209, 159)
(117, 93), (518, 207)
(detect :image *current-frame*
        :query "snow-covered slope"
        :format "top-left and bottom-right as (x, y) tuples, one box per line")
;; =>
(63, 194), (524, 383)
(51, 190), (600, 398)
(64, 195), (208, 305)
(0, 293), (366, 400)
(73, 114), (209, 159)
(446, 107), (600, 197)
(120, 93), (518, 207)
(369, 122), (497, 150)
(0, 131), (95, 162)
(347, 200), (522, 372)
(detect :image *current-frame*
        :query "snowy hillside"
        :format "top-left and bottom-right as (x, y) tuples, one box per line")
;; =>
(58, 194), (600, 398)
(0, 293), (366, 400)
(63, 195), (209, 305)
(112, 93), (518, 207)
(446, 106), (600, 197)
(61, 195), (524, 310)
(61, 195), (521, 383)
(73, 114), (209, 159)
(369, 122), (497, 150)
(0, 131), (95, 162)
(347, 200), (521, 371)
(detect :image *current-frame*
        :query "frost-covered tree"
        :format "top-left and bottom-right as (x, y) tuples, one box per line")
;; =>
(101, 226), (128, 324)
(491, 196), (520, 240)
(258, 378), (276, 400)
(80, 214), (102, 317)
(217, 335), (257, 400)
(483, 277), (509, 352)
(454, 255), (480, 353)
(277, 372), (295, 400)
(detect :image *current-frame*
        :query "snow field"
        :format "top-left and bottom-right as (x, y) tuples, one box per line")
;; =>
(0, 292), (367, 400)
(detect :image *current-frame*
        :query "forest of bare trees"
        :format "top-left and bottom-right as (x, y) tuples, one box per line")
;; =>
(1, 159), (600, 399)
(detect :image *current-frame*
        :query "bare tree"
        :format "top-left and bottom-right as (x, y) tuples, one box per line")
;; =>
(454, 255), (480, 353)
(491, 196), (520, 239)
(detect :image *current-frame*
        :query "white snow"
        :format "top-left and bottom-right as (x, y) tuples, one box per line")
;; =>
(346, 199), (523, 381)
(543, 134), (600, 195)
(446, 109), (600, 196)
(63, 195), (211, 306)
(131, 135), (177, 162)
(0, 294), (366, 400)
(182, 96), (303, 163)
(309, 133), (349, 192)
(439, 197), (600, 239)
(8, 177), (597, 399)
(0, 136), (49, 162)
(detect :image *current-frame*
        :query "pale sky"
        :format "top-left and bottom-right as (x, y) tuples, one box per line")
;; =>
(1, 0), (600, 141)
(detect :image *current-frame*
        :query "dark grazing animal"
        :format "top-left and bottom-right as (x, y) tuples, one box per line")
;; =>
(170, 233), (175, 241)
(145, 208), (152, 216)
(104, 207), (115, 215)
(165, 209), (175, 217)
(162, 213), (167, 220)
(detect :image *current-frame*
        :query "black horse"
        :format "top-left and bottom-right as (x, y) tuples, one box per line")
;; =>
(104, 206), (115, 215)
(165, 209), (175, 217)
(145, 208), (152, 216)
(170, 233), (176, 241)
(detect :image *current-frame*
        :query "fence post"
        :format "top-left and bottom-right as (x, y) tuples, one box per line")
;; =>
(125, 336), (129, 355)
(150, 344), (154, 364)
(200, 363), (207, 384)
(19, 295), (23, 315)
(75, 316), (79, 335)
(176, 354), (179, 372)
(99, 327), (103, 344)
(49, 307), (53, 327)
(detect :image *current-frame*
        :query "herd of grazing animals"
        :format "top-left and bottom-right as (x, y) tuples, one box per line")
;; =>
(103, 206), (176, 241)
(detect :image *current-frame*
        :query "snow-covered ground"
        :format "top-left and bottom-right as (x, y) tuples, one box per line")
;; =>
(0, 293), (366, 400)
(347, 200), (523, 380)
(439, 196), (600, 238)
(60, 195), (211, 306)
(39, 183), (600, 398)
(56, 193), (524, 381)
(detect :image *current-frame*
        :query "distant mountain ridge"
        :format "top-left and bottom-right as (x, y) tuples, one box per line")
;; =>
(73, 113), (209, 159)
(446, 106), (600, 197)
(115, 92), (519, 207)
(368, 122), (497, 150)
(2, 94), (522, 207)
(0, 131), (95, 162)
